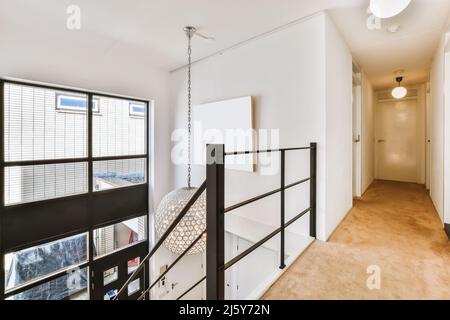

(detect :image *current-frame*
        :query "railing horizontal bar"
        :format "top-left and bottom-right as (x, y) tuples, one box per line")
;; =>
(115, 180), (207, 300)
(285, 177), (311, 190)
(285, 207), (311, 229)
(225, 188), (280, 213)
(224, 178), (310, 213)
(137, 230), (206, 300)
(225, 147), (311, 156)
(176, 276), (206, 300)
(223, 207), (311, 271)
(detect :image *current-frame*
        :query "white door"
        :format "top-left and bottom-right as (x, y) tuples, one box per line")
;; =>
(375, 99), (418, 183)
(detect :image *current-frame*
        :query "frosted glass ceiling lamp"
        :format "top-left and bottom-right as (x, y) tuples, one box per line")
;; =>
(392, 76), (407, 99)
(370, 0), (411, 19)
(155, 26), (206, 255)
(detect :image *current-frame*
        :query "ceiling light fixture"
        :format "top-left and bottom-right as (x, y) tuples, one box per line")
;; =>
(370, 0), (411, 19)
(392, 76), (407, 99)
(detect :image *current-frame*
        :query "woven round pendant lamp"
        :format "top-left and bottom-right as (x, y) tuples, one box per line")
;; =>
(155, 26), (206, 255)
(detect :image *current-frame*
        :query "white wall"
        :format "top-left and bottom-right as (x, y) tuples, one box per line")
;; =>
(361, 73), (375, 193)
(150, 246), (205, 300)
(170, 12), (352, 242)
(324, 15), (353, 237)
(444, 35), (450, 225)
(429, 33), (446, 223)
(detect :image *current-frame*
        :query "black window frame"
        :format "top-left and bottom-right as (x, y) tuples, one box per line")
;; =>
(0, 79), (150, 300)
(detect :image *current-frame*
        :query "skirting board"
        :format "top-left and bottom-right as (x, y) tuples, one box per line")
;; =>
(445, 224), (450, 240)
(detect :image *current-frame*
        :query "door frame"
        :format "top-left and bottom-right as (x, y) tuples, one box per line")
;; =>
(352, 63), (363, 198)
(374, 85), (426, 184)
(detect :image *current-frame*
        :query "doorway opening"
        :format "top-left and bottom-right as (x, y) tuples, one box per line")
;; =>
(374, 86), (426, 184)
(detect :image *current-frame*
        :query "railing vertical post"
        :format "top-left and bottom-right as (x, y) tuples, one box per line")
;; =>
(279, 150), (286, 269)
(206, 144), (225, 300)
(309, 143), (317, 238)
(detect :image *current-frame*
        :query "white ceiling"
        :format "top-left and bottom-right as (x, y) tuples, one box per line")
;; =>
(329, 0), (450, 89)
(0, 0), (365, 72)
(0, 0), (448, 89)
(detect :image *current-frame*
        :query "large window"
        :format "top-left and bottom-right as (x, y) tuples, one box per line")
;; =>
(1, 80), (149, 300)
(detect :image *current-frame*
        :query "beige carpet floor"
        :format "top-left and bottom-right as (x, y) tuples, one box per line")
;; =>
(263, 180), (450, 300)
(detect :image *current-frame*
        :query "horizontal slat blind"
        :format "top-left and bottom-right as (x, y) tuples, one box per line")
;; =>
(5, 162), (88, 205)
(4, 84), (87, 161)
(92, 96), (146, 157)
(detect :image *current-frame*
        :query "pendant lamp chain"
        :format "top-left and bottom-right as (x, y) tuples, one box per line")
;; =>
(187, 31), (192, 188)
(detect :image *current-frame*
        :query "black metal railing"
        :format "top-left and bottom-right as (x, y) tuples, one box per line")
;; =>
(114, 181), (206, 300)
(205, 143), (317, 299)
(116, 142), (317, 300)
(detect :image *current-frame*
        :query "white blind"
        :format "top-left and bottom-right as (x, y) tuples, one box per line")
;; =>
(5, 162), (88, 205)
(92, 96), (146, 157)
(4, 84), (87, 161)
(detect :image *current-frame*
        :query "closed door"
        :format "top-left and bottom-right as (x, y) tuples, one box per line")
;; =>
(375, 99), (418, 183)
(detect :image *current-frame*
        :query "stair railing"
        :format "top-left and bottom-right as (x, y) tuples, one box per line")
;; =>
(114, 180), (206, 300)
(205, 143), (317, 299)
(116, 142), (317, 300)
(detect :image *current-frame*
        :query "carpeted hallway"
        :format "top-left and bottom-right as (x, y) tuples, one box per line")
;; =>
(263, 180), (450, 300)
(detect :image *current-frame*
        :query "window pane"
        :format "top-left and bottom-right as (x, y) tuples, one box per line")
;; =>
(103, 266), (118, 286)
(104, 289), (118, 300)
(4, 162), (88, 205)
(4, 233), (88, 291)
(92, 95), (146, 157)
(6, 267), (89, 300)
(128, 257), (140, 275)
(93, 158), (146, 191)
(93, 216), (147, 258)
(128, 278), (140, 296)
(4, 83), (87, 162)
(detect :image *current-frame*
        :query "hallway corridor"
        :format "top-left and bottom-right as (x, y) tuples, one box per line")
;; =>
(263, 180), (450, 299)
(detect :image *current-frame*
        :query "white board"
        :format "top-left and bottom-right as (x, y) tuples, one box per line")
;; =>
(193, 96), (255, 172)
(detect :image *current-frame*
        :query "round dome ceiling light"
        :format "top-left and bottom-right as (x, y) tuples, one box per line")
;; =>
(392, 76), (408, 99)
(370, 0), (412, 19)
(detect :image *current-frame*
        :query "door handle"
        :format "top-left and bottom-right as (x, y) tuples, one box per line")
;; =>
(354, 135), (360, 143)
(377, 139), (385, 143)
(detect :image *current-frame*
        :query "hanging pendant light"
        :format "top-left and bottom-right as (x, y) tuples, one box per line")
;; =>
(392, 76), (407, 99)
(154, 26), (207, 255)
